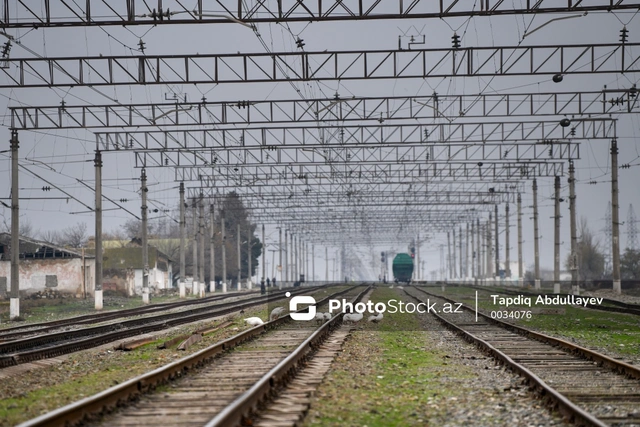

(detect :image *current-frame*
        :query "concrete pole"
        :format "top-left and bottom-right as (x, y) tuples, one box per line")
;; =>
(505, 203), (510, 278)
(305, 241), (310, 281)
(192, 199), (199, 296)
(141, 169), (150, 304)
(517, 193), (523, 286)
(9, 130), (20, 319)
(611, 139), (622, 293)
(325, 246), (329, 282)
(221, 209), (227, 293)
(198, 196), (205, 297)
(284, 230), (288, 283)
(452, 229), (457, 279)
(237, 223), (241, 291)
(278, 227), (282, 284)
(209, 204), (215, 293)
(471, 222), (475, 283)
(447, 231), (452, 280)
(289, 232), (293, 282)
(294, 234), (298, 282)
(465, 225), (469, 280)
(179, 183), (186, 298)
(554, 175), (561, 294)
(300, 240), (304, 279)
(533, 179), (541, 290)
(487, 213), (493, 280)
(263, 224), (267, 286)
(477, 219), (482, 281)
(479, 222), (484, 282)
(312, 244), (315, 284)
(494, 205), (500, 278)
(94, 150), (103, 310)
(459, 226), (463, 279)
(294, 235), (299, 281)
(247, 228), (252, 290)
(416, 233), (421, 281)
(569, 162), (578, 294)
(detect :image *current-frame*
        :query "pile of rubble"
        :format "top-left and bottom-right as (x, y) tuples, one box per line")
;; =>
(27, 289), (70, 299)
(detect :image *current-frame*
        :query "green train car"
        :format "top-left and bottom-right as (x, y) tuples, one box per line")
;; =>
(392, 253), (414, 282)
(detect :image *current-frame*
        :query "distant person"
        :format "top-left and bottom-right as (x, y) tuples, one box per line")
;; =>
(260, 278), (266, 295)
(266, 278), (271, 287)
(272, 277), (277, 287)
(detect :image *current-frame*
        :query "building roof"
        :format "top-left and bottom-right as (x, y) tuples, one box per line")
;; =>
(0, 232), (93, 260)
(102, 245), (171, 271)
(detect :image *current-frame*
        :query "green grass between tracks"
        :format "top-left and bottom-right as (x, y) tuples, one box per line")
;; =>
(0, 287), (345, 426)
(303, 287), (479, 427)
(0, 293), (190, 326)
(424, 285), (640, 357)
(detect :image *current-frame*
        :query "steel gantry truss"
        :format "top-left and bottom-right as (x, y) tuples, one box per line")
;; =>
(10, 89), (640, 130)
(2, 43), (639, 88)
(128, 141), (579, 169)
(174, 162), (565, 187)
(186, 180), (523, 202)
(1, 1), (637, 27)
(94, 120), (607, 153)
(186, 189), (516, 207)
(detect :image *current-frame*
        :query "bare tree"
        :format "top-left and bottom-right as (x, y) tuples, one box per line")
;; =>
(39, 229), (61, 244)
(58, 223), (88, 248)
(0, 212), (36, 237)
(565, 217), (605, 281)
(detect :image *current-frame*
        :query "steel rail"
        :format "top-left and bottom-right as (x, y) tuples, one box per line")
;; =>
(411, 286), (640, 380)
(405, 288), (609, 427)
(16, 284), (363, 427)
(205, 285), (371, 426)
(460, 284), (640, 317)
(0, 289), (259, 340)
(0, 285), (328, 367)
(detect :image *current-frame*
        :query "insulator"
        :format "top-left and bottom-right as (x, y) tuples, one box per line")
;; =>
(620, 26), (629, 44)
(451, 32), (461, 49)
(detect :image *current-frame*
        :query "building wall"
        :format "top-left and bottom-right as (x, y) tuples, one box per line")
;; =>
(0, 258), (95, 297)
(102, 268), (135, 296)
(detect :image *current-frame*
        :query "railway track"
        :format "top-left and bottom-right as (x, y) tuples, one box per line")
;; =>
(0, 285), (331, 368)
(441, 283), (640, 317)
(0, 289), (261, 340)
(406, 286), (640, 426)
(17, 284), (370, 427)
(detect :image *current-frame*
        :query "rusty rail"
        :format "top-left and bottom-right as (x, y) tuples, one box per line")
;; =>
(413, 286), (640, 380)
(17, 285), (363, 427)
(204, 285), (371, 427)
(407, 287), (639, 427)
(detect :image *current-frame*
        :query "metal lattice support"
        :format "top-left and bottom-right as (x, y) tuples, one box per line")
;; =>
(10, 90), (640, 130)
(2, 44), (640, 88)
(2, 1), (636, 28)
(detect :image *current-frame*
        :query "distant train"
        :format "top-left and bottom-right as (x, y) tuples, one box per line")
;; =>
(392, 253), (414, 282)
